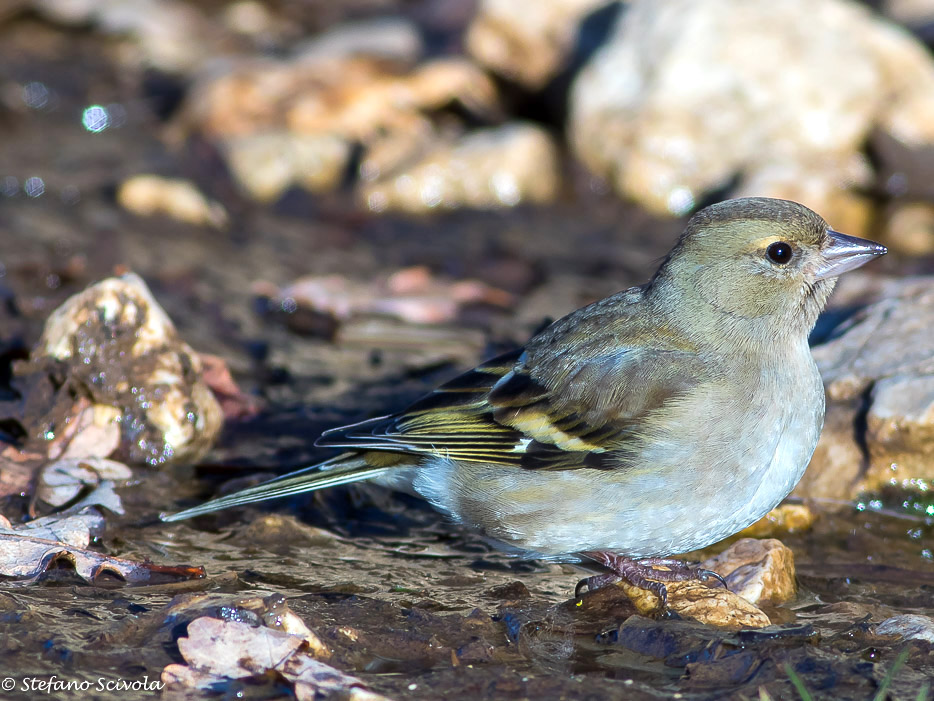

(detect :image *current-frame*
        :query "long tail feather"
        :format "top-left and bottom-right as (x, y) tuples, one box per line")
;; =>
(160, 453), (387, 522)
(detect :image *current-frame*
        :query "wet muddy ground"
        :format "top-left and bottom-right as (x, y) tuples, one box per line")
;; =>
(1, 9), (933, 701)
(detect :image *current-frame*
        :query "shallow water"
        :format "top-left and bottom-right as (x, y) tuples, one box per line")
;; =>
(2, 481), (932, 699)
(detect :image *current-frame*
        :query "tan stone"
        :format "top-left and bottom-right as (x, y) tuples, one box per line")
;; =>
(360, 123), (560, 213)
(117, 175), (228, 228)
(738, 504), (818, 538)
(794, 399), (865, 502)
(618, 579), (771, 629)
(863, 374), (934, 490)
(466, 0), (613, 88)
(702, 538), (797, 606)
(884, 202), (934, 256)
(34, 273), (223, 465)
(815, 280), (934, 401)
(734, 161), (875, 237)
(809, 278), (934, 495)
(238, 514), (337, 549)
(224, 132), (351, 201)
(33, 0), (223, 73)
(178, 52), (506, 206)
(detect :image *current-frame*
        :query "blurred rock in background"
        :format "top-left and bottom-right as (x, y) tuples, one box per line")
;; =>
(569, 0), (934, 235)
(465, 0), (615, 89)
(14, 0), (934, 232)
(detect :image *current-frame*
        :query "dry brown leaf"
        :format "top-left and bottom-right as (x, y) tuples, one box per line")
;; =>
(46, 399), (121, 460)
(199, 353), (261, 420)
(37, 457), (132, 509)
(874, 614), (934, 643)
(0, 512), (205, 584)
(176, 617), (303, 678)
(284, 655), (390, 701)
(163, 616), (391, 699)
(0, 444), (44, 499)
(160, 665), (228, 689)
(159, 592), (331, 659)
(259, 265), (514, 326)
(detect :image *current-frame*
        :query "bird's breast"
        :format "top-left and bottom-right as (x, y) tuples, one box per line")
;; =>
(408, 344), (826, 559)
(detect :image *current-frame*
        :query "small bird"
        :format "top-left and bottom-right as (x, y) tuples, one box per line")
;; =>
(163, 198), (886, 601)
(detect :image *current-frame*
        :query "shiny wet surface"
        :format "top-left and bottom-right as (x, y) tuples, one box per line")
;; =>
(2, 487), (932, 699)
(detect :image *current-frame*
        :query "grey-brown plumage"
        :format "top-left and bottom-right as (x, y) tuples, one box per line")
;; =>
(163, 198), (885, 576)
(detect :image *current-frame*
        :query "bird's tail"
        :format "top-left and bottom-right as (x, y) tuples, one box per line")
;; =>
(159, 453), (389, 522)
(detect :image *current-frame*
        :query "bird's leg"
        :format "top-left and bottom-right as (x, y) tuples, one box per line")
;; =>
(575, 551), (728, 607)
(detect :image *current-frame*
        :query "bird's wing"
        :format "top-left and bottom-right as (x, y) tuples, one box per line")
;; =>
(316, 333), (705, 471)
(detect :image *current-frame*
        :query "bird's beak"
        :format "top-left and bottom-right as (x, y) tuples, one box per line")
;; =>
(815, 229), (887, 280)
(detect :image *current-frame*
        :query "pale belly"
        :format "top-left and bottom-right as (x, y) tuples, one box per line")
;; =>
(393, 364), (825, 559)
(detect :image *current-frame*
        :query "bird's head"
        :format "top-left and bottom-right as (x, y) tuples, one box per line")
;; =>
(651, 197), (887, 339)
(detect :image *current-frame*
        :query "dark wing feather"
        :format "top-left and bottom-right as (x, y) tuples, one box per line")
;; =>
(317, 349), (530, 464)
(317, 327), (704, 472)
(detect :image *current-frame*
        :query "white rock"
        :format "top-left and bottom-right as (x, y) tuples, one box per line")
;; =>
(466, 0), (613, 88)
(569, 0), (934, 227)
(361, 122), (559, 213)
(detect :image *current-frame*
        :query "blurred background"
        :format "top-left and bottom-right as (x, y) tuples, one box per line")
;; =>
(2, 0), (933, 380)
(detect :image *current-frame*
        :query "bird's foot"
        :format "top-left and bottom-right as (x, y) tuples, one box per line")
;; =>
(575, 552), (727, 607)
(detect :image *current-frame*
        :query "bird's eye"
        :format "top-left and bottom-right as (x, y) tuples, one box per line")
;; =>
(766, 241), (793, 265)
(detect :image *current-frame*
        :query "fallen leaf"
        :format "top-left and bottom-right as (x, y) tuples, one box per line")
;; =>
(0, 512), (205, 584)
(37, 457), (132, 509)
(199, 353), (261, 420)
(65, 481), (126, 515)
(177, 617), (303, 678)
(257, 265), (514, 327)
(159, 665), (228, 689)
(13, 511), (104, 547)
(0, 444), (44, 499)
(284, 655), (388, 701)
(164, 615), (391, 699)
(874, 614), (934, 643)
(47, 399), (121, 460)
(161, 592), (332, 660)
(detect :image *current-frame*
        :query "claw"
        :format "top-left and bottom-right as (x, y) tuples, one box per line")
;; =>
(695, 567), (728, 590)
(575, 572), (622, 599)
(576, 551), (729, 608)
